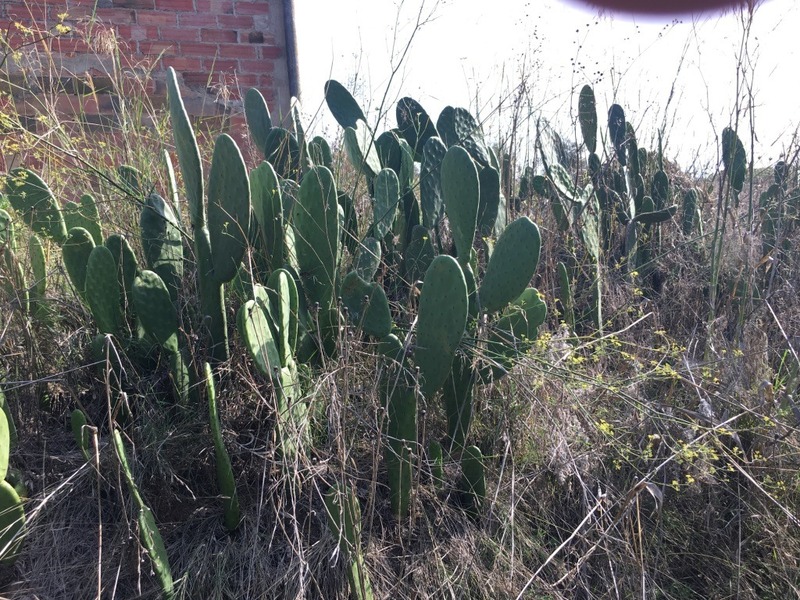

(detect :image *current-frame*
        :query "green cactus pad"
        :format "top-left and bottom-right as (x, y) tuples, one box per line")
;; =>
(682, 188), (699, 235)
(341, 271), (392, 339)
(0, 408), (9, 480)
(0, 209), (14, 251)
(105, 234), (140, 311)
(293, 166), (340, 309)
(634, 205), (677, 225)
(487, 288), (547, 375)
(420, 136), (447, 229)
(132, 270), (180, 355)
(460, 445), (486, 519)
(85, 245), (123, 334)
(205, 363), (240, 531)
(479, 217), (541, 314)
(652, 170), (669, 210)
(428, 439), (444, 489)
(309, 135), (333, 169)
(28, 233), (46, 302)
(383, 376), (417, 518)
(0, 480), (24, 565)
(62, 227), (95, 298)
(579, 84), (598, 154)
(441, 145), (479, 262)
(323, 484), (374, 600)
(238, 299), (281, 380)
(436, 106), (489, 167)
(140, 193), (183, 301)
(557, 262), (575, 328)
(324, 80), (367, 130)
(378, 333), (405, 364)
(354, 237), (381, 282)
(208, 134), (251, 284)
(113, 430), (174, 599)
(71, 408), (91, 462)
(244, 87), (272, 155)
(415, 255), (468, 398)
(396, 96), (438, 162)
(264, 127), (301, 180)
(442, 353), (476, 452)
(265, 268), (300, 366)
(251, 161), (285, 272)
(608, 104), (626, 166)
(722, 127), (747, 196)
(373, 168), (400, 240)
(343, 120), (382, 181)
(63, 194), (102, 245)
(166, 67), (204, 225)
(404, 225), (435, 286)
(477, 166), (501, 236)
(6, 168), (67, 244)
(0, 388), (16, 451)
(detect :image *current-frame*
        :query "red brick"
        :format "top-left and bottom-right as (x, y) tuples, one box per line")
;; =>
(201, 28), (238, 43)
(161, 56), (204, 71)
(179, 42), (218, 57)
(136, 12), (177, 26)
(204, 58), (238, 72)
(257, 75), (275, 89)
(159, 26), (199, 42)
(217, 43), (257, 59)
(234, 2), (269, 16)
(217, 15), (253, 28)
(182, 72), (214, 86)
(155, 0), (194, 9)
(50, 37), (91, 54)
(233, 74), (259, 88)
(139, 40), (174, 55)
(117, 24), (153, 41)
(238, 59), (275, 74)
(196, 0), (234, 14)
(260, 45), (283, 59)
(116, 0), (156, 9)
(7, 4), (48, 20)
(178, 14), (217, 27)
(95, 9), (136, 24)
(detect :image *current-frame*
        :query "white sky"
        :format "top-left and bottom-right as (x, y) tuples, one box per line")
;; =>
(294, 0), (800, 171)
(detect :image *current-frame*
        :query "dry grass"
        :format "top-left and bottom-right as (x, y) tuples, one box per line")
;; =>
(0, 5), (799, 600)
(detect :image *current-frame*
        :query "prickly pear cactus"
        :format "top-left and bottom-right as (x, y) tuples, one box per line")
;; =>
(460, 445), (486, 520)
(341, 271), (392, 339)
(205, 363), (240, 531)
(293, 166), (340, 311)
(479, 217), (541, 314)
(323, 483), (374, 600)
(579, 84), (598, 154)
(62, 227), (96, 299)
(415, 255), (468, 398)
(441, 145), (479, 263)
(244, 87), (272, 153)
(85, 245), (123, 335)
(5, 168), (68, 244)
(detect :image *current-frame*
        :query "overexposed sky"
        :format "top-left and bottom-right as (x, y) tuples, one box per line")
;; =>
(294, 0), (800, 171)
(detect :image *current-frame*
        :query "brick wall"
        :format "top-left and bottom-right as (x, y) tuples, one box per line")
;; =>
(0, 0), (297, 130)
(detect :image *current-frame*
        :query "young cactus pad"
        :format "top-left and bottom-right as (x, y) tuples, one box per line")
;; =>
(206, 363), (240, 531)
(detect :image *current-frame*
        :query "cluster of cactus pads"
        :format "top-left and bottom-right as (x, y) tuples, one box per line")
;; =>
(0, 74), (552, 597)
